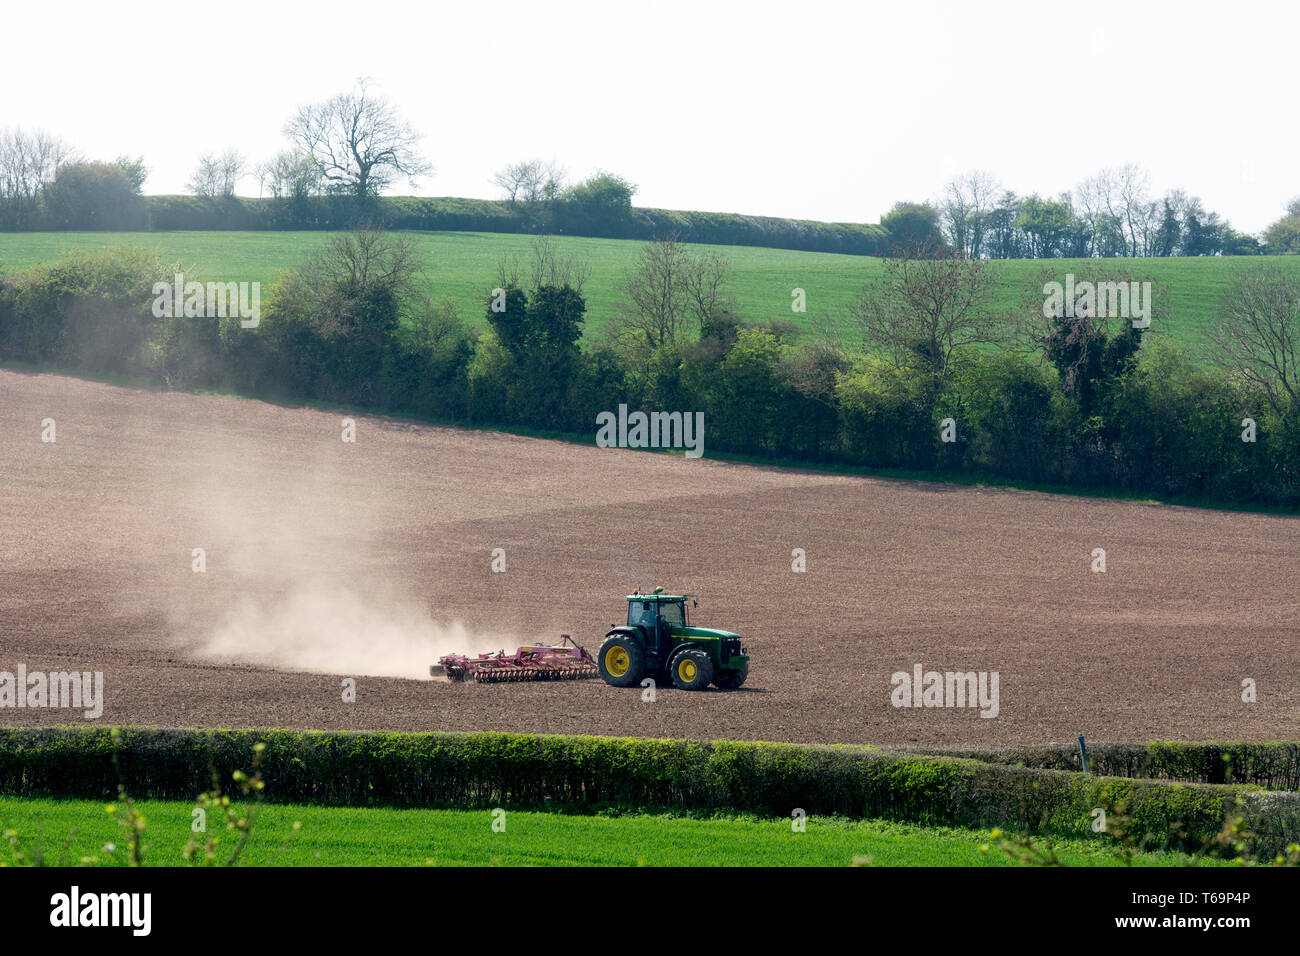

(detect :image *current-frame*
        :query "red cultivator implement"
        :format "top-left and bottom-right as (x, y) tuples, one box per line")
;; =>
(430, 635), (599, 683)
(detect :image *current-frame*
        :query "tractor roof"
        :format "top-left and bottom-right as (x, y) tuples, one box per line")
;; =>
(626, 592), (687, 602)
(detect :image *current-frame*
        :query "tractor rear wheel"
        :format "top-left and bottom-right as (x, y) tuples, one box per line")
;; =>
(597, 635), (646, 688)
(712, 662), (748, 689)
(669, 648), (713, 691)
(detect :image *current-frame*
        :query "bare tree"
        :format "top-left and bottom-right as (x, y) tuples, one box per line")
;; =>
(939, 170), (1001, 258)
(1073, 173), (1112, 257)
(617, 234), (733, 353)
(849, 244), (998, 386)
(1077, 163), (1154, 257)
(528, 235), (589, 292)
(1211, 266), (1300, 418)
(0, 127), (75, 224)
(1116, 163), (1155, 257)
(491, 159), (565, 205)
(189, 149), (246, 198)
(492, 160), (534, 204)
(680, 248), (731, 325)
(494, 235), (590, 296)
(534, 161), (566, 202)
(494, 251), (522, 293)
(284, 77), (431, 199)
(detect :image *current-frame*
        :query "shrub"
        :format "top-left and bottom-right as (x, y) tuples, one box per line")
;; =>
(0, 245), (168, 371)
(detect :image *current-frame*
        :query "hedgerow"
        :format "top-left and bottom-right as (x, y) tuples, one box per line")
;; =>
(910, 741), (1300, 790)
(0, 727), (1295, 858)
(132, 195), (890, 256)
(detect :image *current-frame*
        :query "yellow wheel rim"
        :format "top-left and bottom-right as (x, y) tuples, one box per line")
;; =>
(605, 646), (630, 677)
(678, 658), (698, 682)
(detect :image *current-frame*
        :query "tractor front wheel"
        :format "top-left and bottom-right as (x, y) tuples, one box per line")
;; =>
(670, 648), (713, 691)
(597, 635), (646, 688)
(712, 662), (748, 689)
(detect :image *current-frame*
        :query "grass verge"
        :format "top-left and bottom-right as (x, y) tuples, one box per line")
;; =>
(0, 798), (1231, 867)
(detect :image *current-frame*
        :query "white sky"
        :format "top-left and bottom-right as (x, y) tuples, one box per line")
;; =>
(3, 0), (1296, 233)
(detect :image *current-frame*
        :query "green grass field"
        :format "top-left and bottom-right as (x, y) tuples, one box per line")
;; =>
(2, 231), (1298, 354)
(0, 798), (1232, 867)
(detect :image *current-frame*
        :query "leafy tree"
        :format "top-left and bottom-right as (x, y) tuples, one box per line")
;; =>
(561, 171), (636, 217)
(258, 150), (322, 202)
(1221, 228), (1261, 256)
(43, 161), (146, 229)
(114, 156), (149, 193)
(983, 191), (1024, 259)
(1019, 266), (1157, 418)
(707, 327), (790, 454)
(1014, 195), (1074, 258)
(1040, 310), (1143, 417)
(261, 226), (426, 402)
(833, 353), (935, 468)
(1263, 199), (1300, 255)
(1154, 197), (1182, 257)
(1105, 344), (1242, 497)
(880, 201), (942, 253)
(483, 281), (586, 429)
(1182, 202), (1225, 256)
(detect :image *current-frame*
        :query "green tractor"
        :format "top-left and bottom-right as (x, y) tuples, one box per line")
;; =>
(597, 589), (749, 691)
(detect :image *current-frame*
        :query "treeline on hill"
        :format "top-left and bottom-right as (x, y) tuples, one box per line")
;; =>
(892, 165), (1286, 258)
(2, 231), (1299, 508)
(5, 89), (1299, 255)
(0, 147), (887, 255)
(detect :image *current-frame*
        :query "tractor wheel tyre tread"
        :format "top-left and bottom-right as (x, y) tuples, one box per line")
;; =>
(713, 662), (748, 689)
(597, 635), (647, 688)
(669, 648), (713, 691)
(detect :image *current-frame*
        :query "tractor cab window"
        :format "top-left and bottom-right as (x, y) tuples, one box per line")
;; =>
(658, 601), (684, 626)
(628, 601), (657, 630)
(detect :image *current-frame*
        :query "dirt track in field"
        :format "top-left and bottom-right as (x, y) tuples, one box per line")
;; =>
(2, 368), (1298, 747)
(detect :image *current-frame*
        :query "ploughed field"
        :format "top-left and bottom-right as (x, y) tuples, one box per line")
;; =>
(2, 368), (1298, 746)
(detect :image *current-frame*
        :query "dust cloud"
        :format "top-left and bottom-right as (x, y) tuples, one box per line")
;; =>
(198, 586), (509, 679)
(155, 420), (511, 680)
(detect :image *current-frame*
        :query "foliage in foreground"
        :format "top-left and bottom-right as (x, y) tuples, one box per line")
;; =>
(0, 798), (1245, 868)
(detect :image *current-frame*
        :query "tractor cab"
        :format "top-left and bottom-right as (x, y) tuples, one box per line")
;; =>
(627, 590), (695, 655)
(627, 593), (687, 628)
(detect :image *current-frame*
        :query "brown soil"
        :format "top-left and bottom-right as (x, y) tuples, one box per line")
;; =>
(2, 368), (1298, 747)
